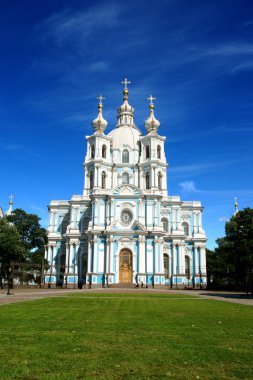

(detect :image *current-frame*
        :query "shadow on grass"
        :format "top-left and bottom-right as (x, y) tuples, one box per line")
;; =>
(200, 292), (253, 300)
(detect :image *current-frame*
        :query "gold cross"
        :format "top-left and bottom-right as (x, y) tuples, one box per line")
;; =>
(97, 95), (105, 103)
(147, 95), (156, 104)
(121, 78), (131, 88)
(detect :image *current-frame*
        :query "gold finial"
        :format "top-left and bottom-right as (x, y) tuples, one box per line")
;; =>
(97, 95), (105, 110)
(9, 194), (14, 205)
(147, 95), (156, 111)
(121, 78), (131, 99)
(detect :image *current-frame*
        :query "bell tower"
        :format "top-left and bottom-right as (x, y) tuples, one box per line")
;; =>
(83, 96), (112, 195)
(139, 96), (167, 195)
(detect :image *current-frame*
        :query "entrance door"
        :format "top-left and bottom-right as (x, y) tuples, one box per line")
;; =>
(119, 249), (133, 284)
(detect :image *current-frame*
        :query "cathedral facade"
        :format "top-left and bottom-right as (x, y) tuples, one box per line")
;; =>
(45, 80), (207, 288)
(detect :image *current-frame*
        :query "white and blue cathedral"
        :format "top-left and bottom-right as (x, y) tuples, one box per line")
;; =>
(45, 80), (207, 288)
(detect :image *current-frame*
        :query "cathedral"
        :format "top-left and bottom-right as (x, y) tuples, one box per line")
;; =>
(45, 80), (207, 288)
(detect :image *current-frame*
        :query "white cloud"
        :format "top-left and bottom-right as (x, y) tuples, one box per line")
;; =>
(179, 181), (198, 193)
(38, 4), (121, 46)
(218, 216), (229, 222)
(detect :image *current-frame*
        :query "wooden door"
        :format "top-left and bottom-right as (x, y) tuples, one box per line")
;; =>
(119, 249), (132, 283)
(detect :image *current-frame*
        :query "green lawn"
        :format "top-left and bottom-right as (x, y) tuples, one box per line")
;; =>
(0, 293), (252, 380)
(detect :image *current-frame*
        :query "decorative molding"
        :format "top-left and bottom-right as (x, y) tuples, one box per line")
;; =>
(181, 214), (191, 221)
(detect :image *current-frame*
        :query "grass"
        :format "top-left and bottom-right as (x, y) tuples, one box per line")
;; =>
(0, 293), (252, 380)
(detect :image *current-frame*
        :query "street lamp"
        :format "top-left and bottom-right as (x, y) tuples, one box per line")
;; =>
(199, 270), (202, 290)
(7, 266), (11, 296)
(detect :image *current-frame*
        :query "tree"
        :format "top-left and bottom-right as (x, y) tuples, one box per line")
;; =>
(214, 208), (253, 290)
(0, 218), (27, 286)
(7, 208), (48, 264)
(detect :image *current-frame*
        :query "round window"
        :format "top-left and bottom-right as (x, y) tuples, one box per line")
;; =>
(120, 209), (133, 226)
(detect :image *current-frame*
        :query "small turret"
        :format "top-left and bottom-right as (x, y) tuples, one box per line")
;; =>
(117, 78), (135, 127)
(6, 194), (14, 216)
(91, 95), (108, 134)
(234, 196), (239, 216)
(145, 95), (160, 134)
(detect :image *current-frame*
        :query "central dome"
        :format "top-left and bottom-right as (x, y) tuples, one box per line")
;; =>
(108, 125), (141, 149)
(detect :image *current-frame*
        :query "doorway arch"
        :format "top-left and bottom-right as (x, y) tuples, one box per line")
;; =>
(119, 249), (133, 284)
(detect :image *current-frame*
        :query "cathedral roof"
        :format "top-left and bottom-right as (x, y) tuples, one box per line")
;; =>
(108, 124), (141, 149)
(108, 78), (141, 149)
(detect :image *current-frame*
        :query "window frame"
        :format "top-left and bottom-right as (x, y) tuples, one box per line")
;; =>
(122, 149), (129, 163)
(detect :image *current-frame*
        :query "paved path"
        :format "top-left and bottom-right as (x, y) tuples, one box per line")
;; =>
(0, 287), (252, 306)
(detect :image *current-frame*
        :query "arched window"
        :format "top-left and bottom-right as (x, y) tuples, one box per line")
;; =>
(146, 172), (150, 189)
(182, 222), (189, 236)
(164, 254), (170, 279)
(122, 149), (129, 163)
(102, 145), (106, 158)
(137, 141), (141, 158)
(161, 218), (168, 232)
(158, 172), (162, 190)
(122, 172), (129, 184)
(101, 171), (106, 189)
(90, 172), (94, 189)
(157, 145), (161, 159)
(91, 144), (95, 159)
(146, 145), (150, 159)
(185, 256), (190, 279)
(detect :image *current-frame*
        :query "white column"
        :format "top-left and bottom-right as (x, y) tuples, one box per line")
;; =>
(49, 212), (53, 232)
(72, 208), (76, 229)
(154, 238), (159, 274)
(48, 245), (53, 272)
(134, 166), (138, 186)
(98, 167), (101, 188)
(159, 239), (164, 274)
(74, 243), (79, 275)
(45, 245), (49, 262)
(93, 236), (98, 273)
(138, 237), (145, 273)
(70, 208), (75, 229)
(201, 247), (206, 274)
(172, 244), (177, 274)
(66, 243), (70, 273)
(76, 208), (80, 230)
(106, 238), (110, 274)
(53, 212), (58, 232)
(180, 244), (185, 274)
(194, 246), (198, 275)
(193, 213), (197, 234)
(52, 245), (57, 274)
(110, 238), (114, 274)
(110, 200), (114, 223)
(69, 243), (75, 273)
(84, 173), (89, 194)
(199, 212), (202, 229)
(168, 211), (171, 233)
(94, 200), (98, 226)
(172, 208), (175, 231)
(175, 208), (179, 230)
(87, 237), (92, 273)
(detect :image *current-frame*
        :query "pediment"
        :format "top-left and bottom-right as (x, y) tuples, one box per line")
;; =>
(113, 184), (143, 196)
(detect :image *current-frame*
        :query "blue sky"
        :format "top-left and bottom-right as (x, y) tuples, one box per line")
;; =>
(1, 0), (253, 249)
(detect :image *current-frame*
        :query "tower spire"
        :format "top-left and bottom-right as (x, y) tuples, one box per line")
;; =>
(117, 78), (135, 127)
(6, 194), (14, 216)
(121, 78), (131, 100)
(91, 95), (108, 134)
(145, 94), (160, 134)
(234, 196), (239, 216)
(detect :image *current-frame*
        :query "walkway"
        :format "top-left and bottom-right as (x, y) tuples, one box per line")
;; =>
(0, 287), (252, 306)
